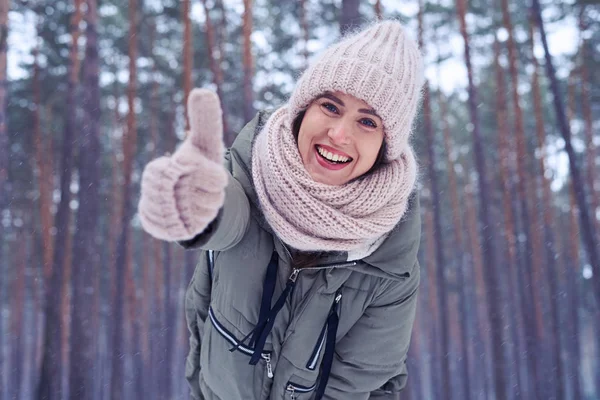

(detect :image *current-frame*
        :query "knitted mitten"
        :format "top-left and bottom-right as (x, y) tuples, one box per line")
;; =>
(138, 88), (228, 241)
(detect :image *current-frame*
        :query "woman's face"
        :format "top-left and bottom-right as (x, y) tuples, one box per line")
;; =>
(297, 91), (384, 186)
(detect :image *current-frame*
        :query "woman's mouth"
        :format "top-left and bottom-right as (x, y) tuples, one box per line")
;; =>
(314, 145), (353, 171)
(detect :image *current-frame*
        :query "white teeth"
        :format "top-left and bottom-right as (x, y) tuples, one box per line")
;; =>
(317, 146), (350, 163)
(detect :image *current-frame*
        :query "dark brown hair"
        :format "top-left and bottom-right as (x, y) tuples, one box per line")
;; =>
(289, 110), (387, 268)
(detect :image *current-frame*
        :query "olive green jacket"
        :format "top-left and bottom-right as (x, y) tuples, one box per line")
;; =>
(181, 110), (421, 400)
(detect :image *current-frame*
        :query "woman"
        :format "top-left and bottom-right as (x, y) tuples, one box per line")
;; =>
(138, 20), (424, 400)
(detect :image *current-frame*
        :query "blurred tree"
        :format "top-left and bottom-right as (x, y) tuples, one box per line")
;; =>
(38, 0), (83, 398)
(340, 0), (360, 34)
(416, 4), (451, 396)
(111, 0), (139, 398)
(242, 0), (254, 122)
(69, 0), (101, 398)
(0, 0), (8, 383)
(531, 0), (600, 310)
(455, 0), (508, 397)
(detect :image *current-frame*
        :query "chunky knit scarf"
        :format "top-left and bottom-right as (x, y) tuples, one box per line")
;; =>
(251, 106), (417, 255)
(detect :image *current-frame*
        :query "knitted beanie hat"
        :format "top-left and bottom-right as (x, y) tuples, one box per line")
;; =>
(288, 20), (424, 161)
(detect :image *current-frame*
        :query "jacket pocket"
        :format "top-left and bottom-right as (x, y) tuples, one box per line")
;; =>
(305, 324), (327, 371)
(285, 380), (316, 400)
(207, 307), (274, 378)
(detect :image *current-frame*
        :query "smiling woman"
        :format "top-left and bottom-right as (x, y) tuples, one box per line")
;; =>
(296, 91), (385, 186)
(139, 19), (425, 400)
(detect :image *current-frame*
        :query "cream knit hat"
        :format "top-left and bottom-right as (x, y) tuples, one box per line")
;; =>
(288, 20), (424, 161)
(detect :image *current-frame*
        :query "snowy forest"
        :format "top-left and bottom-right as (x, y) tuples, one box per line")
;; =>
(1, 0), (599, 399)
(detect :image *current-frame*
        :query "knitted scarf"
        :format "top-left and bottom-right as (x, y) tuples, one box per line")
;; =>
(251, 106), (417, 254)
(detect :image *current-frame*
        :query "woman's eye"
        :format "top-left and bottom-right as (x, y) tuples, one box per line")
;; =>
(360, 118), (377, 128)
(322, 102), (339, 114)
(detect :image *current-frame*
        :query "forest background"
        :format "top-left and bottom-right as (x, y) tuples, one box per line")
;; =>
(1, 0), (599, 399)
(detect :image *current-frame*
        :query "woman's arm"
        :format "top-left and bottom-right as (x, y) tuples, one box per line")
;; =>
(324, 263), (420, 400)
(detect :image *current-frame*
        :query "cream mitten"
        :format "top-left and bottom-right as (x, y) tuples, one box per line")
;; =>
(138, 88), (228, 241)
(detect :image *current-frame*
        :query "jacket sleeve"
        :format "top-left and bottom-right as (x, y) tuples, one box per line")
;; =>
(178, 171), (251, 251)
(323, 263), (420, 400)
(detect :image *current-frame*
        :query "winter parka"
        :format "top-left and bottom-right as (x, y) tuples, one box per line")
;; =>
(180, 110), (421, 400)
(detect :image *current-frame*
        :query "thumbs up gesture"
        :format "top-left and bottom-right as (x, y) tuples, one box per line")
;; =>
(138, 89), (229, 241)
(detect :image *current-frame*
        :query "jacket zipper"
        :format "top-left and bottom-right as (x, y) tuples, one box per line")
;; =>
(286, 382), (316, 399)
(262, 353), (274, 378)
(306, 292), (342, 370)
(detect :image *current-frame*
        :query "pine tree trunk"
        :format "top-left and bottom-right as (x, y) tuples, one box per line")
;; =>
(0, 4), (8, 380)
(422, 82), (452, 400)
(70, 0), (101, 397)
(502, 2), (564, 395)
(564, 71), (583, 400)
(200, 0), (230, 144)
(340, 0), (360, 35)
(492, 37), (532, 400)
(424, 207), (442, 400)
(33, 41), (54, 286)
(531, 0), (600, 306)
(374, 0), (383, 20)
(61, 222), (74, 398)
(242, 0), (255, 122)
(162, 241), (173, 399)
(464, 185), (492, 399)
(415, 11), (452, 396)
(439, 93), (475, 400)
(578, 8), (600, 241)
(111, 0), (138, 397)
(183, 0), (192, 132)
(10, 226), (27, 399)
(455, 0), (508, 397)
(299, 0), (309, 69)
(37, 0), (83, 397)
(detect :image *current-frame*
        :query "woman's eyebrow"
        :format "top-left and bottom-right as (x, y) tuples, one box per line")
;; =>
(358, 108), (380, 118)
(320, 92), (380, 119)
(320, 92), (345, 106)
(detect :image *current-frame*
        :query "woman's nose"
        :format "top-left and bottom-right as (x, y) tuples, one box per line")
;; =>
(327, 121), (351, 145)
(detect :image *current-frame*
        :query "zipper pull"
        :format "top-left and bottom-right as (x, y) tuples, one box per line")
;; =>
(289, 268), (300, 283)
(262, 353), (273, 378)
(334, 293), (342, 303)
(287, 384), (296, 400)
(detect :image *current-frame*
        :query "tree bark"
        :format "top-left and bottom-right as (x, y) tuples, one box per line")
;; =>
(200, 0), (230, 144)
(374, 0), (383, 20)
(564, 70), (583, 400)
(183, 0), (192, 132)
(422, 82), (452, 400)
(10, 225), (27, 399)
(501, 2), (564, 395)
(242, 0), (255, 122)
(33, 40), (54, 289)
(111, 0), (138, 398)
(0, 0), (9, 393)
(69, 0), (101, 398)
(37, 0), (83, 397)
(464, 185), (493, 399)
(340, 0), (361, 35)
(424, 207), (442, 400)
(531, 0), (600, 306)
(0, 7), (8, 379)
(492, 36), (533, 400)
(299, 0), (309, 69)
(577, 7), (599, 243)
(455, 0), (508, 397)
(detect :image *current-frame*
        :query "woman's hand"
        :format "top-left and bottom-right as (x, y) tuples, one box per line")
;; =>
(138, 88), (229, 241)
